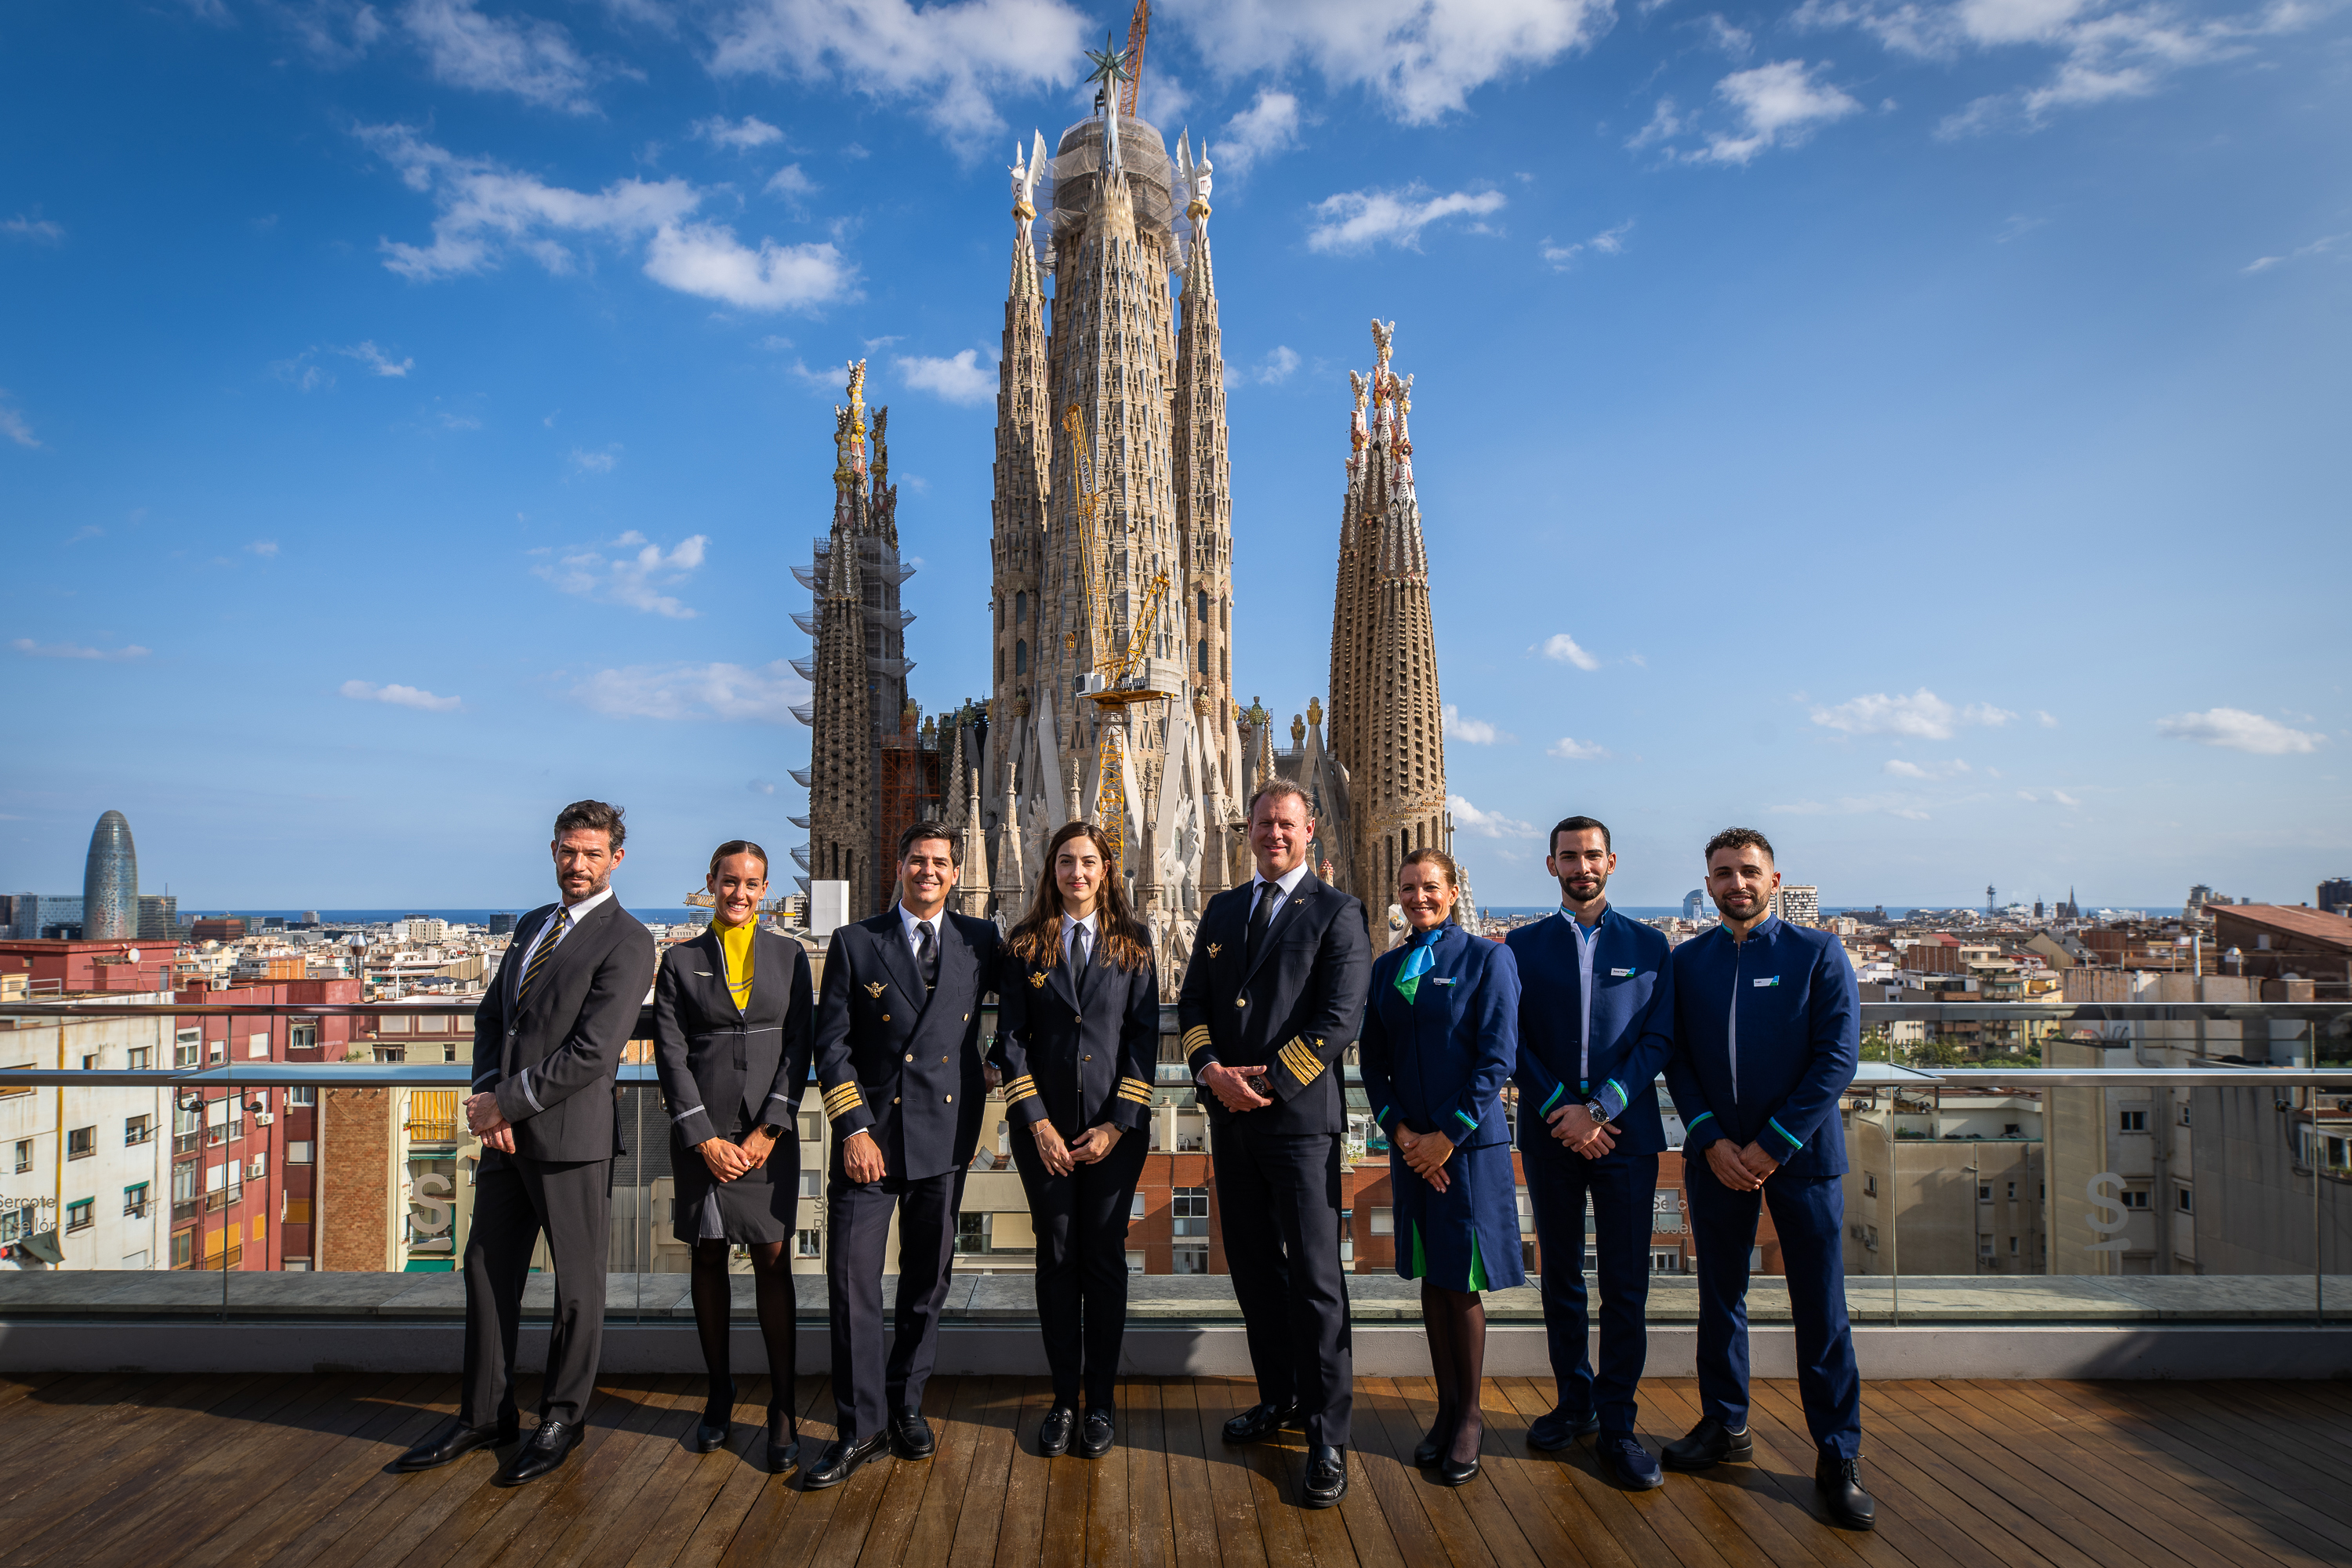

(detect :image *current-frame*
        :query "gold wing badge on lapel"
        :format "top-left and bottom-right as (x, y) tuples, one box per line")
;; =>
(1027, 971), (1050, 989)
(864, 981), (887, 999)
(1207, 942), (1221, 958)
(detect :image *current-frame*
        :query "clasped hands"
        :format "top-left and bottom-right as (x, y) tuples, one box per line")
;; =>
(1703, 1137), (1780, 1192)
(1546, 1102), (1621, 1160)
(463, 1092), (515, 1154)
(1392, 1124), (1457, 1193)
(1029, 1119), (1123, 1178)
(1200, 1061), (1272, 1113)
(698, 1125), (780, 1182)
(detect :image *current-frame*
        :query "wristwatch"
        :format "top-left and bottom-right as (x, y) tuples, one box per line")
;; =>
(757, 1122), (788, 1139)
(1583, 1100), (1610, 1123)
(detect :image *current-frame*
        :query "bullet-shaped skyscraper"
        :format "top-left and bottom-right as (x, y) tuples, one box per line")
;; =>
(82, 810), (138, 940)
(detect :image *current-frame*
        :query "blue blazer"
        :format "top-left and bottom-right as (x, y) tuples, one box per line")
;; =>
(1358, 924), (1520, 1150)
(1664, 916), (1858, 1181)
(1504, 907), (1676, 1157)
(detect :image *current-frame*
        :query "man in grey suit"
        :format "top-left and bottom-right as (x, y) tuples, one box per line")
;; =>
(396, 799), (658, 1485)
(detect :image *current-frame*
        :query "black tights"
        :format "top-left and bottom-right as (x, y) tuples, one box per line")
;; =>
(691, 1238), (797, 1436)
(1421, 1280), (1488, 1466)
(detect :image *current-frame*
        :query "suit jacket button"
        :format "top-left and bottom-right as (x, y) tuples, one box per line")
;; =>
(964, 1013), (971, 1022)
(941, 1055), (949, 1063)
(882, 1014), (891, 1022)
(906, 1054), (914, 1062)
(944, 1094), (953, 1103)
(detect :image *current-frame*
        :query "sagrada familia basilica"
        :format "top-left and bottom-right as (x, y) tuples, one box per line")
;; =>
(791, 27), (1458, 984)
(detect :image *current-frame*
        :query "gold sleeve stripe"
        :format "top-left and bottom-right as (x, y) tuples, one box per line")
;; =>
(1181, 1025), (1214, 1056)
(1278, 1038), (1325, 1085)
(1115, 1076), (1154, 1104)
(821, 1083), (864, 1116)
(1001, 1075), (1039, 1105)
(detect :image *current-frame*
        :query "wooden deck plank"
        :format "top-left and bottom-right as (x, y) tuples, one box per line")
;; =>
(1642, 1379), (1885, 1568)
(1108, 1378), (1174, 1568)
(669, 1374), (830, 1568)
(840, 1370), (964, 1568)
(1737, 1381), (1982, 1568)
(498, 1376), (704, 1568)
(1156, 1377), (1223, 1568)
(1483, 1374), (1693, 1568)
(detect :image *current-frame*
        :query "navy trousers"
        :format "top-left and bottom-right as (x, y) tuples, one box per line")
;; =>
(1524, 1138), (1657, 1436)
(825, 1163), (964, 1442)
(1684, 1156), (1861, 1458)
(1210, 1121), (1353, 1447)
(1009, 1125), (1147, 1409)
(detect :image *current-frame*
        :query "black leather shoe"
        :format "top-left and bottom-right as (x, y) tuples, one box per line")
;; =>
(890, 1406), (935, 1458)
(494, 1419), (583, 1486)
(1599, 1434), (1665, 1490)
(1661, 1416), (1753, 1472)
(766, 1408), (800, 1473)
(1525, 1409), (1600, 1452)
(1301, 1445), (1348, 1508)
(1816, 1452), (1876, 1530)
(1412, 1421), (1447, 1468)
(1433, 1450), (1480, 1488)
(694, 1379), (734, 1453)
(803, 1432), (889, 1489)
(1077, 1407), (1114, 1460)
(394, 1413), (517, 1472)
(1038, 1405), (1076, 1457)
(1221, 1401), (1301, 1445)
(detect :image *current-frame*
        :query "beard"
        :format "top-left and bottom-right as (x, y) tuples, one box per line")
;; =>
(1558, 872), (1608, 905)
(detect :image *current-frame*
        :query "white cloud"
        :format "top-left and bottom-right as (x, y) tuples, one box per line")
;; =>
(10, 638), (148, 661)
(1547, 736), (1613, 760)
(0, 397), (38, 449)
(765, 163), (818, 198)
(1167, 0), (1613, 125)
(749, 778), (778, 794)
(1698, 12), (1755, 53)
(400, 0), (622, 114)
(246, 540), (280, 558)
(1628, 96), (1683, 150)
(1446, 793), (1536, 840)
(2036, 709), (2059, 728)
(2050, 789), (2082, 806)
(1239, 345), (1300, 386)
(695, 114), (785, 149)
(1809, 688), (2013, 739)
(336, 340), (415, 377)
(895, 348), (996, 405)
(1883, 757), (1969, 779)
(2156, 707), (2323, 755)
(570, 445), (621, 474)
(3, 215), (64, 244)
(571, 659), (808, 722)
(1769, 793), (1932, 819)
(535, 532), (708, 619)
(1538, 632), (1600, 670)
(1217, 88), (1303, 172)
(706, 0), (1093, 146)
(1443, 704), (1513, 745)
(360, 125), (857, 313)
(1693, 60), (1862, 163)
(340, 678), (463, 712)
(1791, 0), (2325, 138)
(1306, 184), (1505, 252)
(2244, 234), (2344, 274)
(1541, 219), (1632, 269)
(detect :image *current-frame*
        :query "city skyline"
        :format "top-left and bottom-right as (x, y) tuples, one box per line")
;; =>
(4, 2), (2347, 908)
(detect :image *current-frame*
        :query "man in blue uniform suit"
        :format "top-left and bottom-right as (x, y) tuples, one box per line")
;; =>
(1179, 779), (1372, 1510)
(803, 822), (1001, 1489)
(1505, 815), (1674, 1490)
(1661, 827), (1873, 1531)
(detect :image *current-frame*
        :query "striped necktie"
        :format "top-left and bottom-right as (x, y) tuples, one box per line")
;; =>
(517, 908), (570, 1003)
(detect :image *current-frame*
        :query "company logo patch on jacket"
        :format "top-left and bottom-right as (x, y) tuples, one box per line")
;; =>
(1610, 967), (1636, 978)
(1753, 976), (1782, 987)
(1432, 976), (1457, 986)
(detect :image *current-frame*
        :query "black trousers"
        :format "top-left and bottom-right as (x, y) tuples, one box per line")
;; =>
(1525, 1138), (1657, 1435)
(1212, 1122), (1352, 1447)
(461, 1152), (611, 1428)
(1009, 1125), (1147, 1409)
(825, 1163), (964, 1441)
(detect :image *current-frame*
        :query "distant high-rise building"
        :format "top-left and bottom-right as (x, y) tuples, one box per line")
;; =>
(25, 895), (84, 938)
(191, 916), (245, 942)
(300, 910), (320, 926)
(488, 912), (515, 936)
(82, 810), (138, 940)
(1, 894), (30, 939)
(137, 895), (177, 939)
(2320, 878), (2352, 916)
(1682, 889), (1708, 921)
(1777, 884), (1821, 926)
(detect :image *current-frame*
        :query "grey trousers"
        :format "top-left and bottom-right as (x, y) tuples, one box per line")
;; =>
(461, 1152), (611, 1427)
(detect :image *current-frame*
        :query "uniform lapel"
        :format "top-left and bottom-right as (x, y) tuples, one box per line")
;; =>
(1076, 928), (1112, 1009)
(745, 928), (784, 1027)
(1241, 872), (1320, 986)
(703, 927), (746, 1022)
(872, 913), (926, 1012)
(928, 914), (976, 1019)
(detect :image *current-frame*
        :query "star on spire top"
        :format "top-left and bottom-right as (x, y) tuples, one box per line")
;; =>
(1084, 31), (1132, 97)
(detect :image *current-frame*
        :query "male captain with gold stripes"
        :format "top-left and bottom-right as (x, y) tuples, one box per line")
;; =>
(803, 822), (1001, 1490)
(1178, 779), (1372, 1509)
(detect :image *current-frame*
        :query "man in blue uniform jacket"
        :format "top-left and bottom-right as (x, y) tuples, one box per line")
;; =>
(803, 823), (1000, 1490)
(1505, 815), (1674, 1490)
(1179, 779), (1371, 1510)
(1662, 827), (1873, 1531)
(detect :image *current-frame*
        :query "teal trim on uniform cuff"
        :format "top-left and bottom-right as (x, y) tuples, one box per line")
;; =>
(1376, 1105), (1392, 1127)
(1539, 1083), (1566, 1115)
(1685, 1110), (1715, 1131)
(1606, 1078), (1627, 1109)
(1768, 1116), (1802, 1153)
(1454, 1107), (1480, 1132)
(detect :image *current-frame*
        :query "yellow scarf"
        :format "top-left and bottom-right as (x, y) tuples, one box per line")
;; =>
(712, 918), (755, 1009)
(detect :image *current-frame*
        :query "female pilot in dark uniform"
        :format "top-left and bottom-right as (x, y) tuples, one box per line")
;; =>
(1359, 847), (1524, 1486)
(652, 840), (813, 1472)
(994, 820), (1159, 1460)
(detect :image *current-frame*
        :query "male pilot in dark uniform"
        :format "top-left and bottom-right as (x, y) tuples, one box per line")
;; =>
(1179, 779), (1371, 1510)
(397, 798), (657, 1486)
(803, 822), (1000, 1489)
(1662, 827), (1871, 1531)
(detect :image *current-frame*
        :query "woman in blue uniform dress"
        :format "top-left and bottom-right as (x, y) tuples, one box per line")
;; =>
(993, 820), (1160, 1461)
(652, 840), (814, 1472)
(1359, 847), (1525, 1486)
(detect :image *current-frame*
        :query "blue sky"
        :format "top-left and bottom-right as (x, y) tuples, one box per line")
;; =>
(2, 0), (2347, 912)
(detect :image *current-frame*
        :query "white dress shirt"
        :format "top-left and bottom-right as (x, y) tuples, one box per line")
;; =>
(510, 884), (615, 992)
(897, 902), (946, 965)
(1061, 908), (1098, 967)
(1559, 902), (1606, 1087)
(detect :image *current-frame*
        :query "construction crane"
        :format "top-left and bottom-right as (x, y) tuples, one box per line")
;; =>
(1060, 401), (1175, 868)
(1118, 1), (1149, 119)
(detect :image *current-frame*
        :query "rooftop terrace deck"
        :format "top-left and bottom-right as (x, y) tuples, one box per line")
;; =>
(2, 1371), (2343, 1568)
